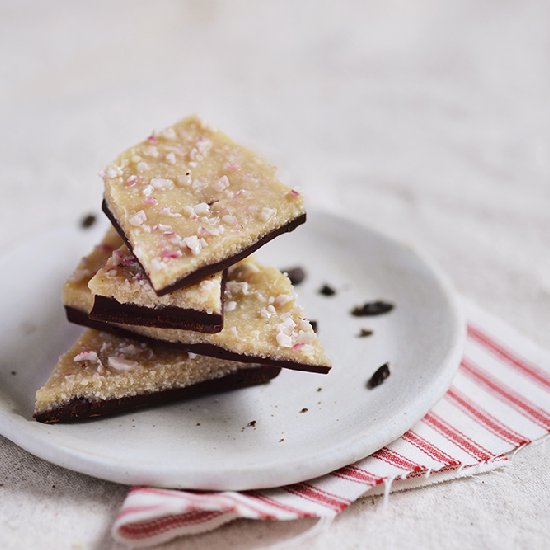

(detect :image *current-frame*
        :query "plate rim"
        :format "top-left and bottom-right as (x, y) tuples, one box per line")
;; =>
(0, 210), (465, 490)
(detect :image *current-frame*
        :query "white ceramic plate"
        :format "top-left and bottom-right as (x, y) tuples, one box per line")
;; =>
(0, 211), (464, 490)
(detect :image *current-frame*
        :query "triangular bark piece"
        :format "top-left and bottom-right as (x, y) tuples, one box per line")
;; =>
(34, 329), (280, 423)
(102, 116), (305, 294)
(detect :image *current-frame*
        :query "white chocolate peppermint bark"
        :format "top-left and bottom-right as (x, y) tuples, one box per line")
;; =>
(88, 243), (225, 332)
(34, 330), (278, 423)
(64, 239), (331, 374)
(102, 116), (306, 294)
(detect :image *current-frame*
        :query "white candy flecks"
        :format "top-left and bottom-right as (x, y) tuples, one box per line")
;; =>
(150, 177), (174, 190)
(108, 356), (139, 371)
(274, 294), (293, 308)
(222, 214), (237, 226)
(276, 332), (293, 347)
(129, 210), (147, 226)
(260, 207), (277, 222)
(260, 304), (276, 319)
(182, 235), (205, 255)
(137, 161), (149, 172)
(225, 300), (237, 312)
(194, 202), (210, 215)
(188, 352), (197, 359)
(214, 175), (230, 192)
(160, 207), (182, 217)
(230, 326), (238, 337)
(74, 351), (98, 362)
(226, 281), (249, 296)
(166, 152), (177, 164)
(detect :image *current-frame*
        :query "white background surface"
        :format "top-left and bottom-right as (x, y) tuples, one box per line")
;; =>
(0, 1), (549, 548)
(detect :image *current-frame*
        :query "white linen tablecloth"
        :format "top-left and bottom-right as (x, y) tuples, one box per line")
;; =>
(1, 1), (549, 548)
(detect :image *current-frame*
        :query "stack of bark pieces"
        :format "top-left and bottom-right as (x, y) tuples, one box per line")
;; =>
(34, 116), (331, 423)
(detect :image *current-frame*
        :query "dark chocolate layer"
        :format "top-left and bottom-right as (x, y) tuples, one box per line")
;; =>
(90, 296), (223, 332)
(34, 366), (281, 424)
(103, 198), (307, 296)
(65, 306), (331, 374)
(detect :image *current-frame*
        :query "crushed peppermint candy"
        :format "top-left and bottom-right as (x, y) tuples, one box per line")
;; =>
(260, 304), (276, 319)
(177, 173), (192, 186)
(147, 133), (157, 142)
(129, 210), (147, 226)
(214, 175), (230, 191)
(274, 294), (293, 307)
(193, 202), (210, 215)
(153, 223), (172, 232)
(288, 189), (300, 197)
(108, 356), (139, 371)
(166, 152), (177, 164)
(126, 175), (138, 187)
(74, 351), (98, 362)
(224, 162), (240, 172)
(225, 301), (237, 312)
(161, 249), (182, 259)
(260, 207), (277, 221)
(137, 161), (149, 172)
(182, 235), (206, 255)
(226, 281), (249, 295)
(144, 197), (158, 205)
(276, 332), (293, 347)
(222, 214), (238, 226)
(160, 207), (182, 217)
(150, 177), (174, 190)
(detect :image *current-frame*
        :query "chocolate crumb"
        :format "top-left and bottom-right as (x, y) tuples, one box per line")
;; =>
(319, 284), (336, 297)
(80, 213), (97, 229)
(279, 438), (285, 442)
(247, 420), (257, 428)
(351, 301), (394, 317)
(196, 422), (201, 426)
(357, 328), (374, 338)
(300, 407), (309, 413)
(10, 371), (16, 376)
(52, 485), (56, 489)
(310, 320), (318, 333)
(317, 387), (322, 392)
(367, 362), (391, 389)
(283, 266), (306, 286)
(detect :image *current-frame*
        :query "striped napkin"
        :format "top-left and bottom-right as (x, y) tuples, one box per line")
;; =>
(112, 301), (550, 548)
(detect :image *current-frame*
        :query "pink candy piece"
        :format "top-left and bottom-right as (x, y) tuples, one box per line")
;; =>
(163, 231), (175, 236)
(147, 133), (157, 142)
(126, 175), (138, 187)
(161, 249), (182, 259)
(289, 189), (300, 197)
(293, 343), (305, 350)
(144, 197), (158, 205)
(225, 162), (240, 172)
